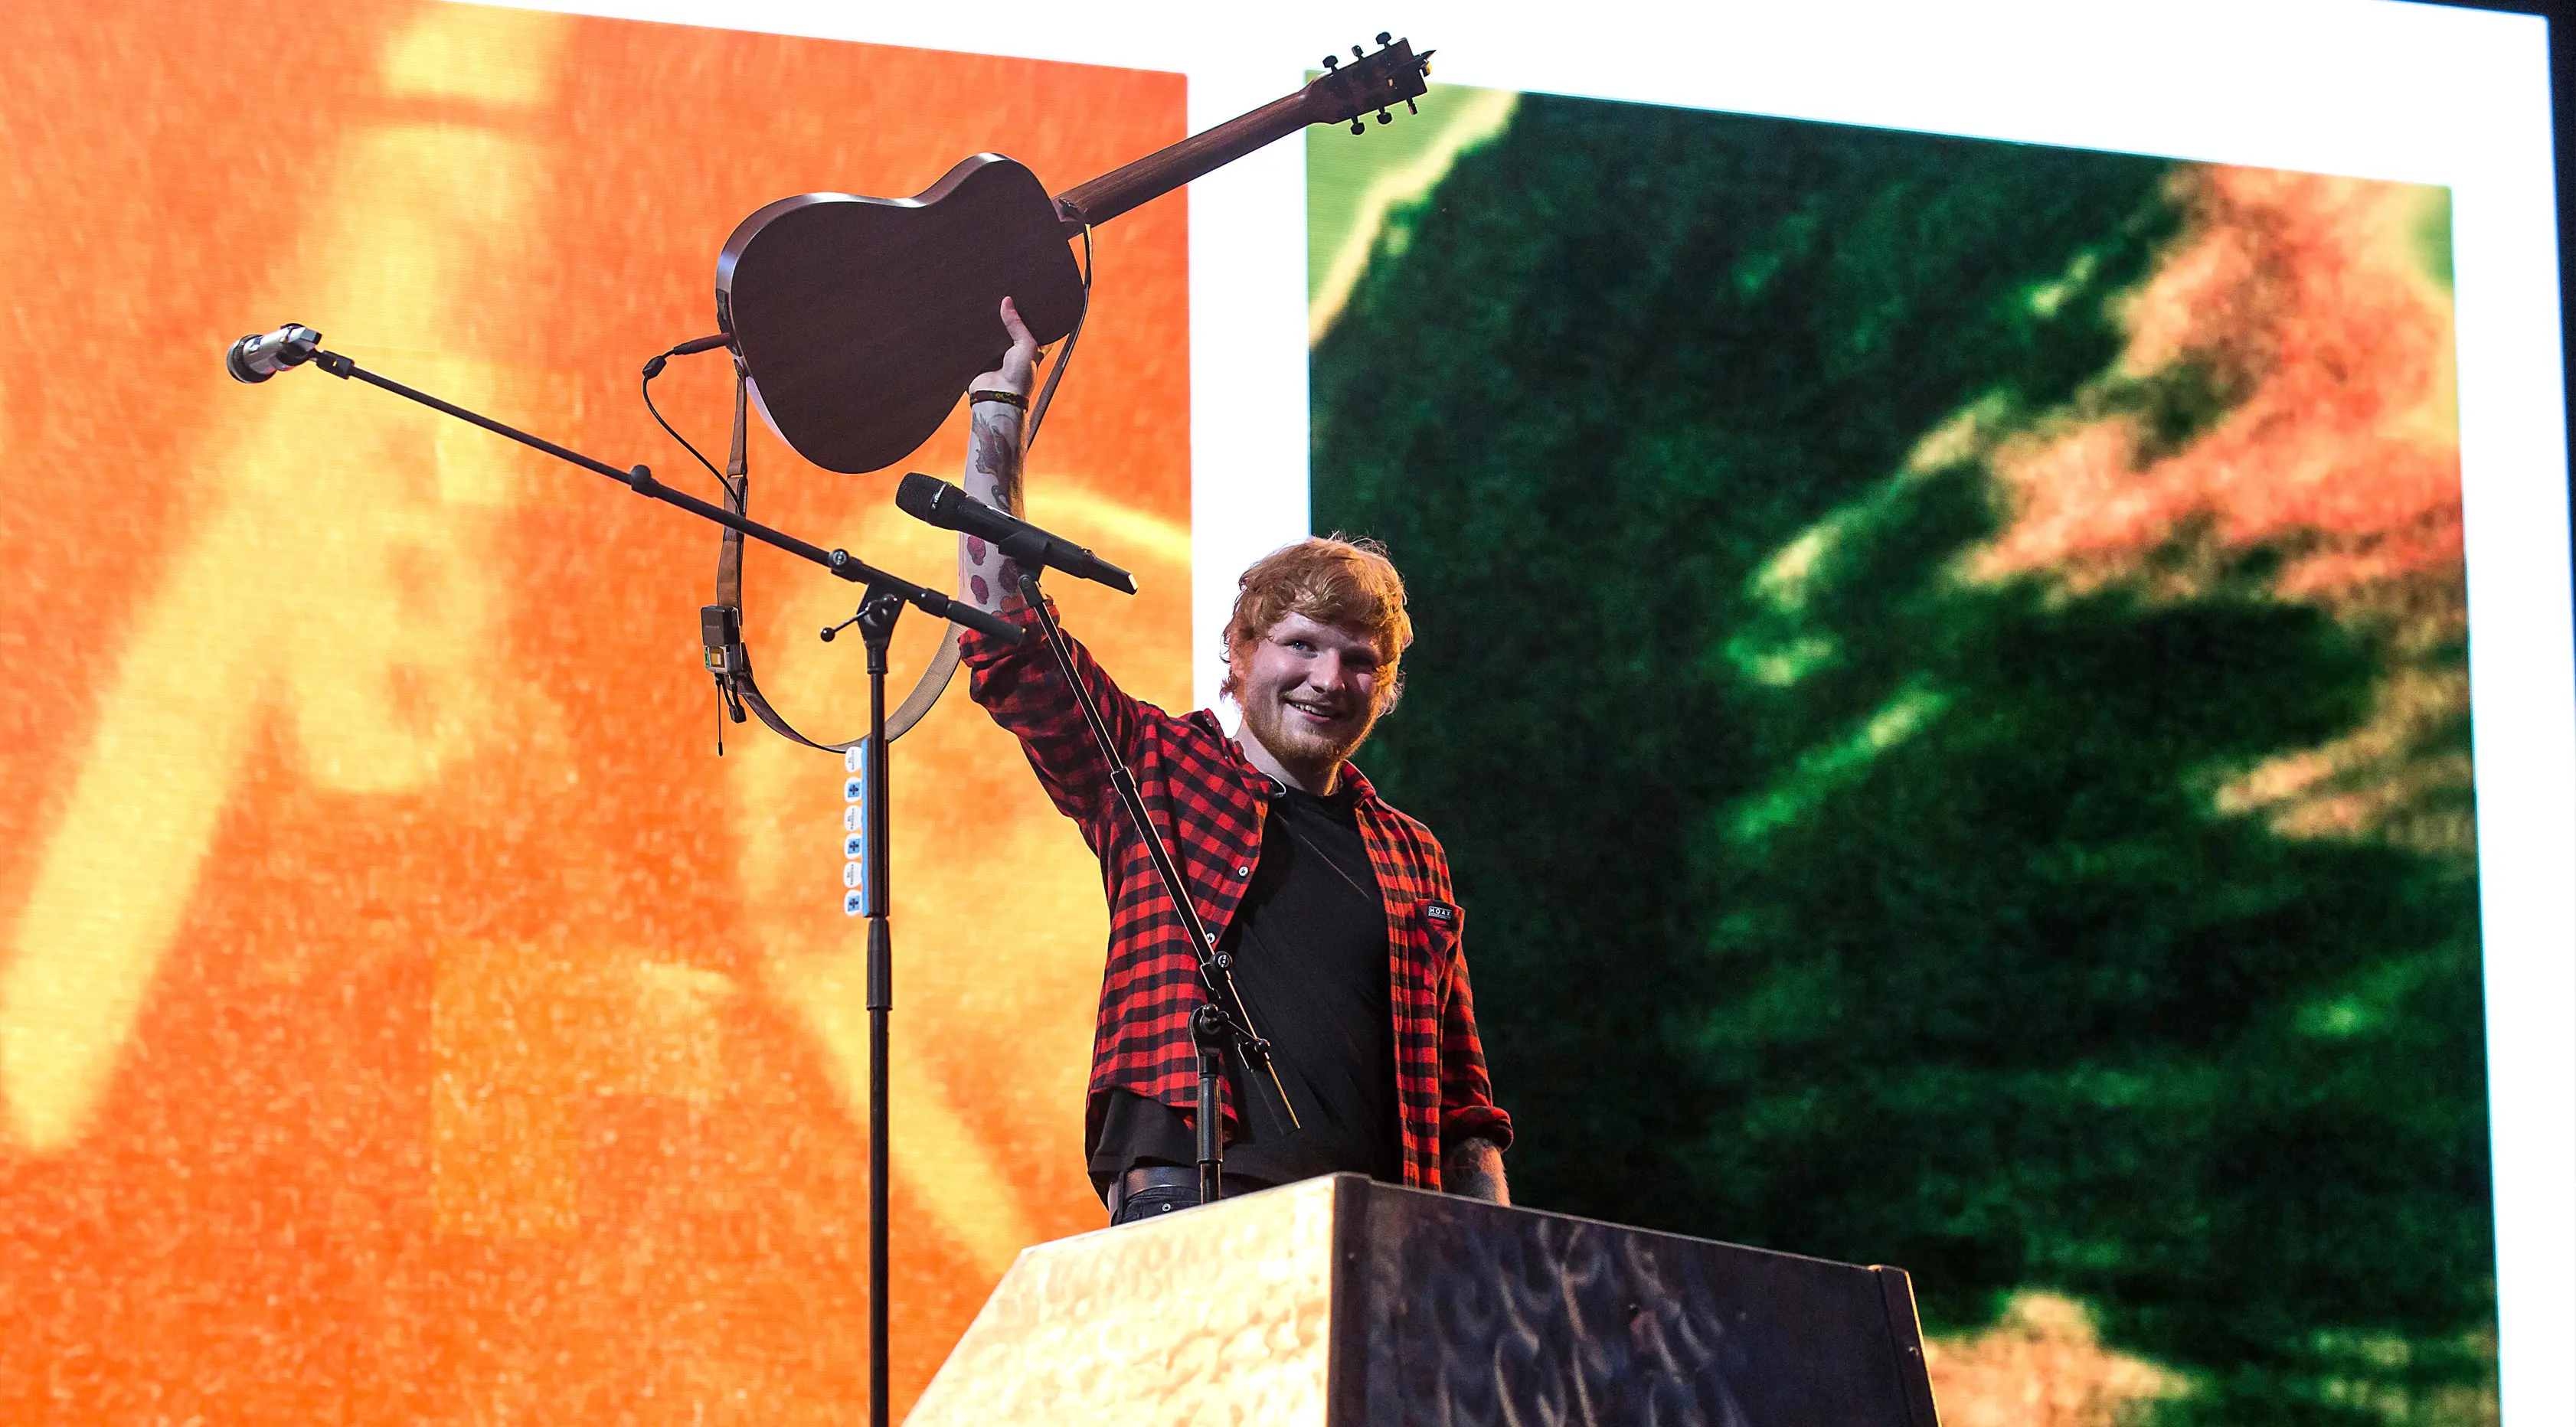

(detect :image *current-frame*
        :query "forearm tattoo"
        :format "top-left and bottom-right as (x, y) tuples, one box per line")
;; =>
(1443, 1136), (1511, 1204)
(960, 403), (1028, 612)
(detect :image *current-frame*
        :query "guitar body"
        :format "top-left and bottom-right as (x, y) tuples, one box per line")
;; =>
(717, 155), (1086, 475)
(714, 38), (1429, 475)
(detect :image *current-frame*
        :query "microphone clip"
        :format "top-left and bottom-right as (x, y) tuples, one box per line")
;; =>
(225, 324), (324, 384)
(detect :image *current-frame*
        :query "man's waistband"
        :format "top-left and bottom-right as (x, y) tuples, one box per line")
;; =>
(1103, 1164), (1276, 1218)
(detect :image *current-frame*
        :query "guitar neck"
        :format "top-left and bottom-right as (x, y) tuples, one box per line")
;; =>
(1054, 89), (1320, 234)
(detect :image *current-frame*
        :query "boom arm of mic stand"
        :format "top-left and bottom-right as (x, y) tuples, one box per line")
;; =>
(1012, 568), (1299, 1133)
(305, 348), (1019, 645)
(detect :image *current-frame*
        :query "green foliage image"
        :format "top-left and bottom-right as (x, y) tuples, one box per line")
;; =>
(1310, 93), (2495, 1424)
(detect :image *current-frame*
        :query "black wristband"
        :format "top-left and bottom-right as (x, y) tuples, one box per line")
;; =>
(969, 388), (1028, 410)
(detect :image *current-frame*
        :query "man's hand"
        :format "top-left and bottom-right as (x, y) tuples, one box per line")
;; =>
(1443, 1135), (1510, 1204)
(970, 296), (1043, 399)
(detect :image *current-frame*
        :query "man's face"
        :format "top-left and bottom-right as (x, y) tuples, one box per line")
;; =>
(1232, 611), (1388, 779)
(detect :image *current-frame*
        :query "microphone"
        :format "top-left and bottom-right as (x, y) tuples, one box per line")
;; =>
(226, 325), (322, 384)
(894, 472), (1138, 595)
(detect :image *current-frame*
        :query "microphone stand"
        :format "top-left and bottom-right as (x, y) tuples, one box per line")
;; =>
(279, 341), (1012, 1427)
(1005, 563), (1297, 1204)
(833, 586), (901, 1427)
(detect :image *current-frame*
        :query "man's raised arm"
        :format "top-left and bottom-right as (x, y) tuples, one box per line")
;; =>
(956, 297), (1040, 614)
(947, 296), (1154, 835)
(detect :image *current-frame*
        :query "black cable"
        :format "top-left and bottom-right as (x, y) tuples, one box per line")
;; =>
(640, 345), (727, 487)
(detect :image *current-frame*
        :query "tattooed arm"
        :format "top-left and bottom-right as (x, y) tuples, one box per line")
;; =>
(1443, 1135), (1511, 1204)
(951, 295), (1164, 830)
(958, 296), (1041, 614)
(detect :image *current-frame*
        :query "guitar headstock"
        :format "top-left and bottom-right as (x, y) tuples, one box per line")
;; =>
(1307, 33), (1432, 134)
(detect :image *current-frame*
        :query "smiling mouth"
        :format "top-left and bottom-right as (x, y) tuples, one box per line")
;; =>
(1285, 699), (1348, 723)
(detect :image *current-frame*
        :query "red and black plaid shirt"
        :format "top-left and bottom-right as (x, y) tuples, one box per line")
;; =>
(962, 600), (1511, 1190)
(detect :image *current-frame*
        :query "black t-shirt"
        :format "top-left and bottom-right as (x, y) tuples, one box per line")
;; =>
(1089, 782), (1402, 1194)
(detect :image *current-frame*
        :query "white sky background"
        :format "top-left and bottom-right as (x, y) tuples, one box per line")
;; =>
(515, 0), (2568, 1416)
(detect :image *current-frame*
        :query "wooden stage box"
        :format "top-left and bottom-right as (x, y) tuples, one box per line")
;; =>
(907, 1173), (1942, 1425)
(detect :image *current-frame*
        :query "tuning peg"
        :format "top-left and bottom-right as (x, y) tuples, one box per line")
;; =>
(1352, 44), (1365, 60)
(1376, 31), (1392, 46)
(1376, 109), (1391, 125)
(1322, 53), (1339, 70)
(1405, 98), (1418, 115)
(1349, 117), (1366, 136)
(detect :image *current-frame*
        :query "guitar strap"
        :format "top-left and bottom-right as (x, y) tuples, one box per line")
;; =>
(701, 354), (963, 755)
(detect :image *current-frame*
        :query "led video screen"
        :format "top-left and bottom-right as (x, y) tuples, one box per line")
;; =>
(1313, 85), (2485, 1423)
(0, 2), (1188, 1416)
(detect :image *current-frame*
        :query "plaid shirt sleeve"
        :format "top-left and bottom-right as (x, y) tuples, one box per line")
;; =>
(959, 602), (1273, 1137)
(958, 599), (1137, 844)
(1436, 922), (1512, 1154)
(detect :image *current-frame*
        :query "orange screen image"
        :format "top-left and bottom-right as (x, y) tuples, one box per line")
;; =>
(0, 2), (1188, 1419)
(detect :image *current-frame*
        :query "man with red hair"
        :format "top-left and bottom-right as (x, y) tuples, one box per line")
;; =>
(955, 301), (1511, 1224)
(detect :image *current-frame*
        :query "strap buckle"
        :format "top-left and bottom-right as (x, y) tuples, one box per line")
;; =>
(701, 605), (748, 724)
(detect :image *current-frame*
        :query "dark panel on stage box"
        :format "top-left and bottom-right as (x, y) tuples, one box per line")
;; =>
(1330, 1175), (1939, 1426)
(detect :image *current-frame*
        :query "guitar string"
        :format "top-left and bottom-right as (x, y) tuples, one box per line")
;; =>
(1275, 807), (1381, 914)
(1221, 803), (1384, 1142)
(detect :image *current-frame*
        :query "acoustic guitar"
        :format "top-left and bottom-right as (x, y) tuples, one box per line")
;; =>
(715, 35), (1433, 475)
